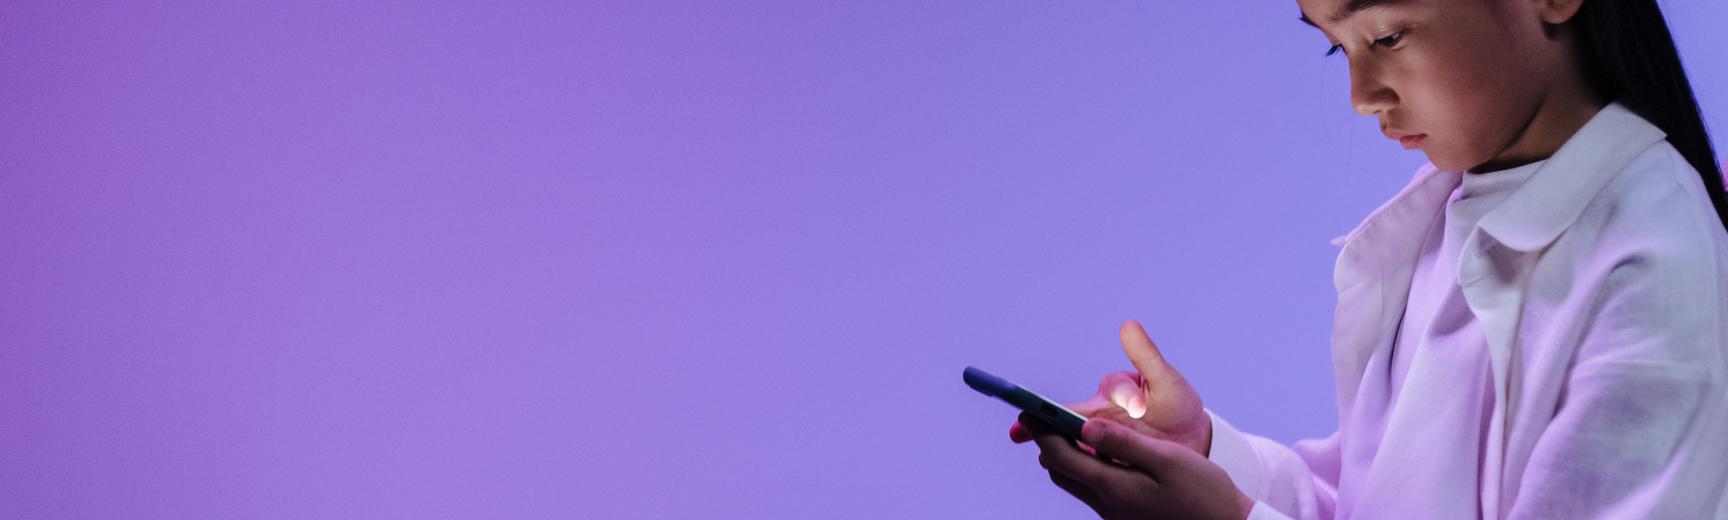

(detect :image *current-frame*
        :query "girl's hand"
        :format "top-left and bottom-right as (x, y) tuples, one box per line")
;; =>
(1021, 413), (1254, 520)
(1010, 320), (1213, 457)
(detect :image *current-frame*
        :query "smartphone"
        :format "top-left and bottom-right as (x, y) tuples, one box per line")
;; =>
(963, 366), (1087, 440)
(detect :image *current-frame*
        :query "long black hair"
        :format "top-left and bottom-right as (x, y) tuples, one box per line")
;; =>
(1573, 0), (1727, 232)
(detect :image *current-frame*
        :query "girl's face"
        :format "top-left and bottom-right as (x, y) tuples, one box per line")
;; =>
(1296, 0), (1574, 172)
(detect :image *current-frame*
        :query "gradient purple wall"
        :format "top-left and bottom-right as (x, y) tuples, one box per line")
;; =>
(2, 2), (1723, 518)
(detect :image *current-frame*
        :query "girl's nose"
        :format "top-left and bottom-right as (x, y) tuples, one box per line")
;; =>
(1349, 61), (1398, 116)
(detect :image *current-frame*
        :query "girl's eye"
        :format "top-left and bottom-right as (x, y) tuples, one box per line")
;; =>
(1329, 30), (1405, 57)
(1371, 30), (1406, 49)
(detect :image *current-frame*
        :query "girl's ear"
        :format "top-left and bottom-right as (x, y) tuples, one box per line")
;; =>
(1533, 0), (1586, 24)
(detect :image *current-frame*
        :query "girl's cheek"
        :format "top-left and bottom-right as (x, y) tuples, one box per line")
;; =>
(1424, 73), (1508, 166)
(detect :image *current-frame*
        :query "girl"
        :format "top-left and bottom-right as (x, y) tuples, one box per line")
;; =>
(1010, 0), (1728, 518)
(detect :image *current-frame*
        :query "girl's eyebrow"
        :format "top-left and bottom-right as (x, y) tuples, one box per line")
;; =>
(1299, 0), (1415, 27)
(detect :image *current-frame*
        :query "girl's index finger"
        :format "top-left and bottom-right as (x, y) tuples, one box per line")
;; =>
(1120, 320), (1176, 384)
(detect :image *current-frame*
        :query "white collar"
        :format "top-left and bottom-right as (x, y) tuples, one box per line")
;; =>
(1329, 101), (1666, 253)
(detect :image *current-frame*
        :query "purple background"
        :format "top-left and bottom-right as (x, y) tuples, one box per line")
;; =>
(2, 2), (1722, 518)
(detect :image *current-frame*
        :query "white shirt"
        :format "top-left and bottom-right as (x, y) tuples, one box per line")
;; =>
(1204, 102), (1728, 519)
(1342, 160), (1541, 518)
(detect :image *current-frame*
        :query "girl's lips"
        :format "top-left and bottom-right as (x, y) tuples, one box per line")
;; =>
(1399, 134), (1427, 150)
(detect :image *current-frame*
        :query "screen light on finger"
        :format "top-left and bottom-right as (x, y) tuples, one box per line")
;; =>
(1108, 385), (1147, 419)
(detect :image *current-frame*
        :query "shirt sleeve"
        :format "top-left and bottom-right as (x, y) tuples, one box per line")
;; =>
(1502, 251), (1728, 518)
(1502, 359), (1724, 518)
(1205, 409), (1341, 520)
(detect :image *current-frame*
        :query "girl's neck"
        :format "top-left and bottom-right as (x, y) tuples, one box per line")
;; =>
(1471, 90), (1607, 174)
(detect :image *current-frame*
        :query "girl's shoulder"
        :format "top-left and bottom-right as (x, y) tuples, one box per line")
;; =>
(1554, 139), (1728, 372)
(1583, 139), (1726, 254)
(1552, 139), (1728, 340)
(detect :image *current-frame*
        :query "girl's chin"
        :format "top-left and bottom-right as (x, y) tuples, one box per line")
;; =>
(1419, 147), (1476, 172)
(1421, 153), (1458, 171)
